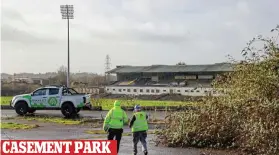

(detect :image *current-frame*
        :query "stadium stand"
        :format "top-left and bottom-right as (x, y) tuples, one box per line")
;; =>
(104, 63), (233, 96)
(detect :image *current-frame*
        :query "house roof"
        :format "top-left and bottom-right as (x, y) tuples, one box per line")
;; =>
(106, 63), (233, 74)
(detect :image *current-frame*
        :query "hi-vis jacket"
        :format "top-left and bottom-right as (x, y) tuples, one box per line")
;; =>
(129, 111), (149, 132)
(103, 101), (128, 131)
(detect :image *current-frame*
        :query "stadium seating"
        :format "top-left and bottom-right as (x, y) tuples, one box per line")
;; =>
(118, 81), (132, 85)
(110, 78), (212, 89)
(135, 78), (150, 85)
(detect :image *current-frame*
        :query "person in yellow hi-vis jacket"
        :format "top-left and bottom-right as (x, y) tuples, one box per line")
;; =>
(129, 105), (149, 155)
(103, 100), (128, 153)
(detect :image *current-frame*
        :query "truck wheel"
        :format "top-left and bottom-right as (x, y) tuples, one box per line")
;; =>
(28, 109), (36, 113)
(15, 102), (28, 115)
(61, 103), (76, 118)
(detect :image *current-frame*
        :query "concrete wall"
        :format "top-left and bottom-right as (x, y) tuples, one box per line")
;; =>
(104, 86), (221, 96)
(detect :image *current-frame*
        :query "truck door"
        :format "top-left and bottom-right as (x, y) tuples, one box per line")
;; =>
(47, 88), (60, 107)
(31, 88), (48, 108)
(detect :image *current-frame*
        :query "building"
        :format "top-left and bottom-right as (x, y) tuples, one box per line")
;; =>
(31, 78), (45, 85)
(12, 77), (33, 83)
(104, 63), (233, 96)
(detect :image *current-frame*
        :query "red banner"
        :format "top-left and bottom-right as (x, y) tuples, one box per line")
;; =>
(1, 140), (117, 155)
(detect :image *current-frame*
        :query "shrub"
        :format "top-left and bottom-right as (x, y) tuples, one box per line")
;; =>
(155, 25), (279, 155)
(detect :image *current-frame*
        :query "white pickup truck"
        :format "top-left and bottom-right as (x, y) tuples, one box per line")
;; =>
(10, 86), (92, 117)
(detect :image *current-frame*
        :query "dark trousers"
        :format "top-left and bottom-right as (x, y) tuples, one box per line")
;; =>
(107, 128), (123, 153)
(133, 131), (148, 154)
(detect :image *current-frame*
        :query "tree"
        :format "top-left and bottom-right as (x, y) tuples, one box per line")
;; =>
(57, 66), (67, 85)
(176, 62), (186, 65)
(50, 66), (67, 86)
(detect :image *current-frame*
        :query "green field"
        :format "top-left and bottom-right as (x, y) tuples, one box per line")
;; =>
(0, 96), (12, 105)
(0, 96), (196, 110)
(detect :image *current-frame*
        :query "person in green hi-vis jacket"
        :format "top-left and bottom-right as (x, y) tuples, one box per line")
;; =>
(103, 100), (128, 153)
(129, 105), (149, 155)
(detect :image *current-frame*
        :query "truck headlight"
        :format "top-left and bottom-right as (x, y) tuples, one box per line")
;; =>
(11, 97), (16, 103)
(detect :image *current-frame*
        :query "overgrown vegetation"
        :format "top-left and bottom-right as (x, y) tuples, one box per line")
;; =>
(155, 25), (279, 155)
(2, 116), (87, 125)
(1, 122), (39, 129)
(1, 83), (42, 96)
(0, 97), (196, 110)
(23, 116), (83, 125)
(92, 98), (197, 110)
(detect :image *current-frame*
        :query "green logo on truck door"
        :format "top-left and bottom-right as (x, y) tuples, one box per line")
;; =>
(48, 97), (58, 106)
(23, 95), (31, 103)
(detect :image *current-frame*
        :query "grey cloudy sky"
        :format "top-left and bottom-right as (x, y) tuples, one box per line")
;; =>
(1, 0), (278, 74)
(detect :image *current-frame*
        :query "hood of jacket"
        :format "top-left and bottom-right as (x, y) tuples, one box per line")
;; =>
(114, 100), (121, 108)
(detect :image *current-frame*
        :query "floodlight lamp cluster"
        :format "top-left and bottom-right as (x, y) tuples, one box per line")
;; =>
(60, 5), (74, 19)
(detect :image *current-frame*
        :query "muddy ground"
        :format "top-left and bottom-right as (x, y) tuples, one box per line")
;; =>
(1, 110), (239, 155)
